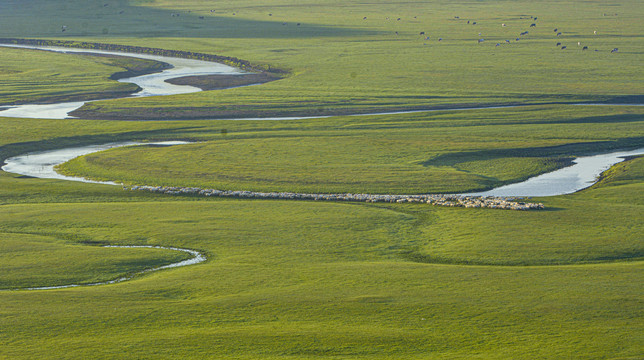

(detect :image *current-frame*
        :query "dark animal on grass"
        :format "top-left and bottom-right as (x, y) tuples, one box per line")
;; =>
(611, 48), (618, 53)
(530, 23), (536, 27)
(554, 28), (558, 32)
(556, 42), (561, 46)
(582, 46), (588, 50)
(561, 46), (567, 49)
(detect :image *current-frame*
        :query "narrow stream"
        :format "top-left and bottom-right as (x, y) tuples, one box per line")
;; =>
(12, 245), (206, 291)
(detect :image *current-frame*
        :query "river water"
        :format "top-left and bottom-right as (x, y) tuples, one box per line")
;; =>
(0, 44), (245, 119)
(3, 141), (642, 197)
(463, 148), (644, 197)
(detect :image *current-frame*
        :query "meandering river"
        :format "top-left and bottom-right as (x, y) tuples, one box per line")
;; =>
(1, 45), (642, 290)
(0, 44), (641, 120)
(3, 141), (642, 197)
(0, 44), (245, 119)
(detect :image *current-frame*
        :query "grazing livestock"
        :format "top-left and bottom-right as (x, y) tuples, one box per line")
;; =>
(530, 23), (536, 27)
(199, 16), (204, 19)
(561, 46), (567, 49)
(557, 32), (562, 36)
(520, 31), (528, 36)
(297, 23), (301, 26)
(554, 28), (558, 32)
(478, 38), (484, 43)
(438, 38), (442, 41)
(582, 46), (588, 50)
(472, 22), (477, 25)
(210, 9), (215, 13)
(556, 42), (561, 46)
(454, 16), (460, 19)
(363, 17), (366, 20)
(420, 31), (425, 35)
(505, 39), (510, 43)
(578, 41), (581, 46)
(502, 23), (506, 27)
(516, 38), (520, 41)
(467, 20), (470, 24)
(611, 48), (618, 53)
(397, 18), (401, 21)
(496, 43), (501, 47)
(594, 30), (597, 34)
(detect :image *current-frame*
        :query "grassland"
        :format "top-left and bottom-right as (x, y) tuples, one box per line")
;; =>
(0, 0), (643, 358)
(2, 0), (643, 118)
(0, 47), (168, 105)
(58, 105), (644, 193)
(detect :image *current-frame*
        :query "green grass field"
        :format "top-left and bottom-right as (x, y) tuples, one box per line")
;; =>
(57, 105), (644, 193)
(0, 47), (168, 105)
(0, 0), (642, 358)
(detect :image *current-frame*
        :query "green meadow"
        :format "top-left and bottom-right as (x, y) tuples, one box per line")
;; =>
(0, 0), (643, 359)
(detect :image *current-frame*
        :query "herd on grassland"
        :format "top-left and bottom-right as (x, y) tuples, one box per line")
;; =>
(57, 8), (620, 54)
(129, 185), (545, 211)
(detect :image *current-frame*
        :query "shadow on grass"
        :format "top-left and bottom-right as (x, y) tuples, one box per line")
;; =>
(0, 126), (201, 163)
(0, 0), (380, 39)
(422, 137), (644, 167)
(400, 249), (644, 267)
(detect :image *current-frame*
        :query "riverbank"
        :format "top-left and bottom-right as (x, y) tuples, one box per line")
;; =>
(0, 44), (246, 119)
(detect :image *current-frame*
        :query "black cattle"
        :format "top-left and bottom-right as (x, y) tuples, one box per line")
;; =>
(530, 23), (536, 27)
(554, 28), (558, 32)
(582, 46), (588, 50)
(561, 46), (567, 49)
(611, 48), (618, 53)
(556, 42), (561, 46)
(420, 31), (425, 35)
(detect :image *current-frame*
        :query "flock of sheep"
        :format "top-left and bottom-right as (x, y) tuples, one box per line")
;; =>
(128, 185), (545, 211)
